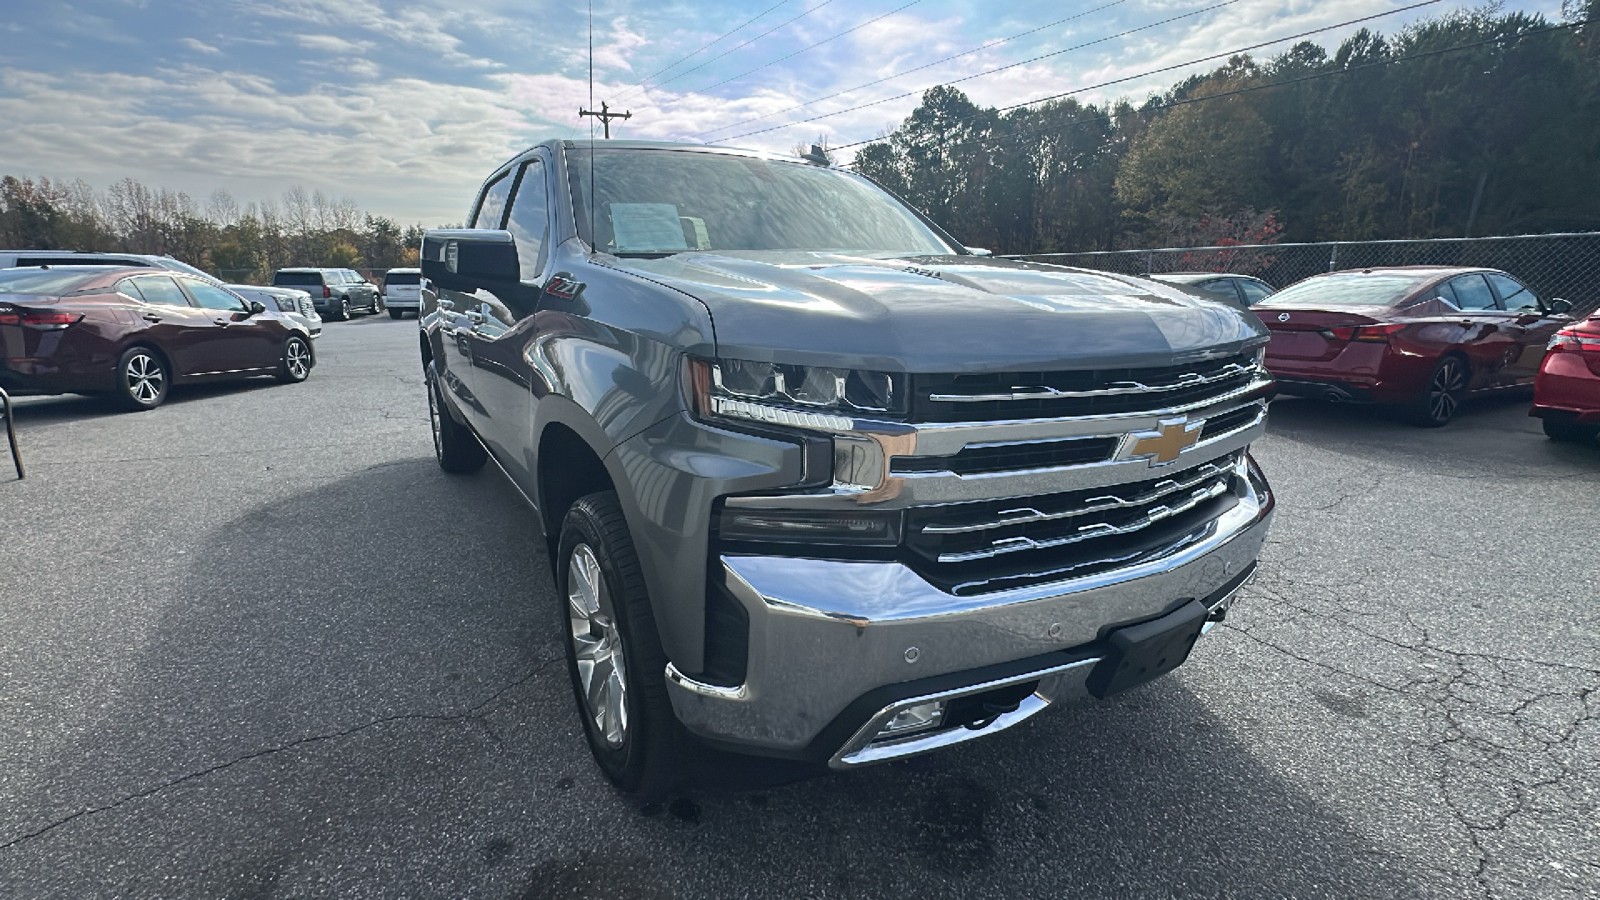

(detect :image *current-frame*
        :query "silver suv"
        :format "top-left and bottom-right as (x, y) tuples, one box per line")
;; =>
(271, 268), (381, 321)
(422, 140), (1275, 796)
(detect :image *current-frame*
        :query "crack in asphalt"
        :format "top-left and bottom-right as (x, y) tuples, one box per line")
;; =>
(0, 658), (560, 854)
(1224, 564), (1599, 899)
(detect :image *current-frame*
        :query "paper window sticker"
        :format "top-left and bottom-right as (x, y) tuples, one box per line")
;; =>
(610, 203), (689, 252)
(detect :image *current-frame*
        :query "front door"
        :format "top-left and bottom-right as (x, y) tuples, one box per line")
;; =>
(463, 154), (553, 490)
(179, 278), (282, 372)
(1485, 272), (1570, 384)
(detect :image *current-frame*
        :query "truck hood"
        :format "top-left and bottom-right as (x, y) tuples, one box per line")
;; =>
(609, 252), (1266, 372)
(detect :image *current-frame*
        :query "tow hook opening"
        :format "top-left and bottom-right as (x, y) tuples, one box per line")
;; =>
(945, 682), (1038, 732)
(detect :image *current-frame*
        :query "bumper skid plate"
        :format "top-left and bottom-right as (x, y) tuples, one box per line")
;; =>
(1085, 599), (1209, 698)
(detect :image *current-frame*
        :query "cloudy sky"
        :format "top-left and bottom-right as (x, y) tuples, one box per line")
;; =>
(0, 0), (1561, 224)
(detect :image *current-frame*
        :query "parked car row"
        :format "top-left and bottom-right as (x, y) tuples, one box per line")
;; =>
(0, 265), (314, 410)
(1150, 264), (1595, 436)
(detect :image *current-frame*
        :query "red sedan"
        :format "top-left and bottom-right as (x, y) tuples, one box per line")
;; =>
(0, 266), (315, 411)
(1257, 267), (1574, 426)
(1531, 312), (1600, 442)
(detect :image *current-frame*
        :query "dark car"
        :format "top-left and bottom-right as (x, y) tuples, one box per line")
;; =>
(271, 267), (382, 321)
(1259, 267), (1573, 426)
(1531, 311), (1600, 442)
(0, 266), (314, 410)
(1151, 272), (1274, 306)
(419, 139), (1275, 795)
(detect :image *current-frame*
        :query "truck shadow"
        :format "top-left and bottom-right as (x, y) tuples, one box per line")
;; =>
(5, 460), (1423, 899)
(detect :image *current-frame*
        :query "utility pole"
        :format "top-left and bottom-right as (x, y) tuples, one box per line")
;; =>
(579, 101), (631, 139)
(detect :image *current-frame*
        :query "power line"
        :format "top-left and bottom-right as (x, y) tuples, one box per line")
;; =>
(716, 0), (1247, 142)
(823, 0), (1445, 152)
(614, 0), (794, 104)
(846, 18), (1590, 162)
(694, 0), (1131, 139)
(659, 0), (927, 110)
(628, 0), (844, 101)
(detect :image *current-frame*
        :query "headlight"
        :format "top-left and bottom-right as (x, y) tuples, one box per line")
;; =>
(687, 358), (905, 428)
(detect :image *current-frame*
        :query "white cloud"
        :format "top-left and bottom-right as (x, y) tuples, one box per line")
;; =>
(293, 34), (376, 55)
(179, 37), (222, 55)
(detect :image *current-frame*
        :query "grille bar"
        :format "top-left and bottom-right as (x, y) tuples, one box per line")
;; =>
(929, 362), (1258, 403)
(936, 478), (1232, 563)
(920, 459), (1231, 536)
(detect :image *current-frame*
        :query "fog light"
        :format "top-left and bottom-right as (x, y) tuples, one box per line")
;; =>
(880, 700), (945, 736)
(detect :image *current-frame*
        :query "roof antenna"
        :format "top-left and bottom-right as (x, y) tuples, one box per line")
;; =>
(801, 144), (831, 166)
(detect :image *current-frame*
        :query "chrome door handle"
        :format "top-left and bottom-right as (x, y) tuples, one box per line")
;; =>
(214, 318), (231, 327)
(142, 313), (162, 322)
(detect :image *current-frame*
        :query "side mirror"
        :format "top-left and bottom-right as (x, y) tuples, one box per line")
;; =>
(1547, 297), (1572, 315)
(421, 229), (520, 292)
(247, 299), (267, 315)
(966, 246), (993, 257)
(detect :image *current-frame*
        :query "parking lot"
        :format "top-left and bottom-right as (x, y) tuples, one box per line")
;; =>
(2, 316), (1596, 899)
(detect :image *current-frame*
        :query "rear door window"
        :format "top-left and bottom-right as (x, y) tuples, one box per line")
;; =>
(1450, 274), (1498, 311)
(505, 158), (551, 281)
(114, 278), (146, 301)
(1197, 279), (1244, 304)
(1238, 280), (1272, 305)
(130, 275), (192, 306)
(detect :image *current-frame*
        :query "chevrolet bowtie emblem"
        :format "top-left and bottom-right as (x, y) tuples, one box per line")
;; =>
(1125, 417), (1204, 466)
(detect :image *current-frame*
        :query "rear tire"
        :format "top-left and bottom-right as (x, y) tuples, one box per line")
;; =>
(333, 297), (350, 321)
(276, 335), (312, 384)
(558, 491), (684, 798)
(389, 307), (404, 320)
(114, 346), (169, 411)
(1406, 355), (1468, 427)
(426, 362), (486, 473)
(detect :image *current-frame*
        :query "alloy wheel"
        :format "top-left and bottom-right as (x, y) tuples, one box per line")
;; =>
(567, 542), (629, 749)
(1428, 359), (1466, 423)
(286, 339), (310, 379)
(125, 352), (164, 405)
(427, 372), (444, 458)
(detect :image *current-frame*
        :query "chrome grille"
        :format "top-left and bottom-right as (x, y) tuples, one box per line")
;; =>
(911, 353), (1260, 422)
(903, 454), (1242, 594)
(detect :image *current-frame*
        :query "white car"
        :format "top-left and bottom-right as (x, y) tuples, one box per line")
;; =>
(382, 268), (421, 319)
(227, 285), (323, 338)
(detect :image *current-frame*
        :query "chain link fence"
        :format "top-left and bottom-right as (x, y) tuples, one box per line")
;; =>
(1007, 232), (1600, 319)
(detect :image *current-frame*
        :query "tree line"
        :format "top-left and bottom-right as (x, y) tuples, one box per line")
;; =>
(852, 3), (1600, 253)
(0, 176), (429, 281)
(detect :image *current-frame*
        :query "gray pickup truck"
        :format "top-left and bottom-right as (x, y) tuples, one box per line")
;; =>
(419, 140), (1275, 795)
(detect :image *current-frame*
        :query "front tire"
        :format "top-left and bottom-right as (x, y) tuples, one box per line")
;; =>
(114, 346), (169, 411)
(1406, 355), (1468, 427)
(559, 491), (683, 797)
(277, 335), (312, 384)
(426, 363), (486, 473)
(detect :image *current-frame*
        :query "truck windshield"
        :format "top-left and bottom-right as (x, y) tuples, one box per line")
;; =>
(567, 146), (954, 258)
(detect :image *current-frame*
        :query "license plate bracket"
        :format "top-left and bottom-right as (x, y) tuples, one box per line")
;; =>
(1086, 599), (1209, 698)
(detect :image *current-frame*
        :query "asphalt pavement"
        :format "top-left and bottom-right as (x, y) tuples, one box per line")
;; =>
(2, 316), (1596, 899)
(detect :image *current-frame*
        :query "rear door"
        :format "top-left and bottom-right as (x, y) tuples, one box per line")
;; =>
(179, 278), (281, 371)
(1449, 272), (1524, 388)
(124, 274), (223, 375)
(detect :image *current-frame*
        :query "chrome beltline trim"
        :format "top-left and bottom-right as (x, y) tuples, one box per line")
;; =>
(929, 363), (1258, 403)
(921, 458), (1232, 535)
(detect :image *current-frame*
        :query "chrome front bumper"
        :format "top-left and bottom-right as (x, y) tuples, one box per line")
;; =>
(664, 458), (1273, 762)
